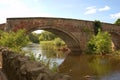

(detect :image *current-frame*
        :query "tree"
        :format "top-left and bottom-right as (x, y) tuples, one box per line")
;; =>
(94, 20), (102, 35)
(87, 30), (112, 54)
(39, 31), (57, 41)
(115, 18), (120, 26)
(54, 38), (65, 46)
(0, 29), (29, 52)
(28, 33), (39, 43)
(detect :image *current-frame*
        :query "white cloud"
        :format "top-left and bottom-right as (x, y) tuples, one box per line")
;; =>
(110, 12), (120, 19)
(85, 5), (111, 15)
(0, 0), (52, 23)
(98, 6), (110, 12)
(85, 6), (97, 15)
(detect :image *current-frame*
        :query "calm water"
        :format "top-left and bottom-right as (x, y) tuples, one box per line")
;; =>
(23, 43), (120, 80)
(22, 43), (65, 67)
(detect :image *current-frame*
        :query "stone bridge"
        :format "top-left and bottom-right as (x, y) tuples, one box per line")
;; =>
(0, 17), (120, 52)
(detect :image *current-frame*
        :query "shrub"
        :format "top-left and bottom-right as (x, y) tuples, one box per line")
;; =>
(87, 30), (112, 54)
(54, 38), (65, 46)
(28, 33), (39, 43)
(114, 18), (120, 26)
(94, 20), (102, 35)
(0, 29), (29, 52)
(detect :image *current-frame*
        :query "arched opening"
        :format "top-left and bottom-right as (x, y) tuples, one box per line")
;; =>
(109, 32), (120, 50)
(27, 26), (81, 52)
(27, 30), (68, 60)
(24, 28), (81, 69)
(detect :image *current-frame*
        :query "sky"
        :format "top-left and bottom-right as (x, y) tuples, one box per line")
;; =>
(0, 0), (120, 24)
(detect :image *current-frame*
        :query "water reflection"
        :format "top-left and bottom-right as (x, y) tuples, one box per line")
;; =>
(40, 43), (65, 59)
(59, 52), (120, 80)
(22, 43), (65, 67)
(23, 43), (120, 80)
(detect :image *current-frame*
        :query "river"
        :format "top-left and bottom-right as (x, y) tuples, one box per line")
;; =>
(23, 43), (120, 80)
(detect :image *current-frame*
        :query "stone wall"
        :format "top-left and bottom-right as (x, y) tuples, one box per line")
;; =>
(0, 47), (70, 80)
(0, 23), (6, 31)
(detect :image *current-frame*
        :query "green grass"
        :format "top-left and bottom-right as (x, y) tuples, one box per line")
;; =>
(40, 41), (54, 45)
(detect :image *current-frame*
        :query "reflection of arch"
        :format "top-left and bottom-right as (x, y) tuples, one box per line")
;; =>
(109, 31), (120, 50)
(27, 26), (81, 52)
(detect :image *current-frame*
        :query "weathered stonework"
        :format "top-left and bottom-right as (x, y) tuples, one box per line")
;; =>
(1, 17), (120, 52)
(0, 23), (6, 31)
(0, 47), (70, 80)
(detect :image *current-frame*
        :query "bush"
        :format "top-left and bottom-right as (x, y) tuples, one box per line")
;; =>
(87, 30), (112, 54)
(28, 33), (39, 43)
(0, 29), (29, 52)
(94, 20), (102, 35)
(114, 18), (120, 26)
(54, 38), (65, 46)
(39, 31), (57, 41)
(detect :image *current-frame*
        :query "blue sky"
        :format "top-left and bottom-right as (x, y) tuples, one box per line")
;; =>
(0, 0), (120, 24)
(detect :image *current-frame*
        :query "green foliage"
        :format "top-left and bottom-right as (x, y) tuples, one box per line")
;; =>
(39, 31), (65, 46)
(113, 50), (120, 55)
(54, 38), (65, 46)
(94, 20), (102, 35)
(41, 59), (59, 72)
(51, 62), (59, 72)
(114, 18), (120, 26)
(40, 41), (55, 50)
(0, 29), (29, 52)
(82, 27), (91, 32)
(39, 31), (57, 41)
(28, 52), (36, 61)
(87, 30), (112, 54)
(28, 33), (39, 43)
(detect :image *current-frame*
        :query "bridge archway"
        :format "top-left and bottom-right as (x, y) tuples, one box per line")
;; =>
(109, 32), (120, 50)
(28, 26), (81, 52)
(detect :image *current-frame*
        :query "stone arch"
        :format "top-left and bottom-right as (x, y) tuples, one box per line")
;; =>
(109, 32), (120, 50)
(27, 26), (81, 52)
(7, 17), (120, 52)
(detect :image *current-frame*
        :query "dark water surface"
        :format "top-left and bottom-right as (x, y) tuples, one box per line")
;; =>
(23, 43), (120, 80)
(59, 53), (120, 80)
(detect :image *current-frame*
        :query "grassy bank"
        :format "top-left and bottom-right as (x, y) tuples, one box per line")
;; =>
(40, 38), (65, 46)
(40, 41), (54, 45)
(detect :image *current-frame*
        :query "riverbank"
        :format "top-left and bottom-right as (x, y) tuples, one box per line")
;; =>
(40, 41), (70, 53)
(0, 47), (71, 80)
(40, 40), (65, 46)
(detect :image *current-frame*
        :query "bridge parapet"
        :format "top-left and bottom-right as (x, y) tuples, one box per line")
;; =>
(0, 23), (6, 31)
(102, 23), (120, 32)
